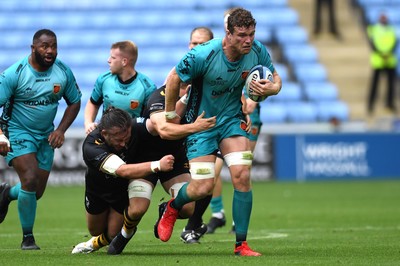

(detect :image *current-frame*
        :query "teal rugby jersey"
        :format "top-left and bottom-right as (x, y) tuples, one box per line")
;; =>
(0, 56), (81, 135)
(176, 38), (274, 125)
(90, 71), (157, 118)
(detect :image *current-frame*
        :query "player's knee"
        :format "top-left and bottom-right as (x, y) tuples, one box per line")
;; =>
(188, 179), (214, 197)
(223, 151), (253, 167)
(169, 182), (187, 198)
(127, 203), (148, 219)
(128, 180), (153, 200)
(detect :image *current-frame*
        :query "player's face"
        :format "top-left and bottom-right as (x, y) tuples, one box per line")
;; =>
(102, 126), (132, 151)
(230, 26), (255, 55)
(108, 48), (126, 75)
(32, 34), (58, 69)
(189, 31), (211, 49)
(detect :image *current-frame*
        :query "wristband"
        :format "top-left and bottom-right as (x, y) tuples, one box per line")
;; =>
(0, 134), (10, 147)
(179, 94), (188, 105)
(151, 160), (161, 173)
(165, 110), (178, 119)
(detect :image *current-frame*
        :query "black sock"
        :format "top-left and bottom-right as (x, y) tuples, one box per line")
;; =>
(185, 195), (212, 230)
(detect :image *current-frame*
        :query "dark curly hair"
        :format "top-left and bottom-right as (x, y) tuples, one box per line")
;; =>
(98, 106), (132, 132)
(226, 8), (257, 34)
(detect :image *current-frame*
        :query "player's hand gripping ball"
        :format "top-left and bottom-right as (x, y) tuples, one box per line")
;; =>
(245, 65), (273, 102)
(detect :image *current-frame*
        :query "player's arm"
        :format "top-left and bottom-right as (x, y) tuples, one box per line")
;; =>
(164, 68), (181, 123)
(48, 100), (81, 149)
(149, 111), (215, 140)
(84, 99), (101, 134)
(245, 97), (258, 115)
(102, 154), (175, 179)
(241, 94), (252, 133)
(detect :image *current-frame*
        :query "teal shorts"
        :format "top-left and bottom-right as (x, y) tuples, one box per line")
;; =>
(6, 131), (54, 171)
(249, 123), (262, 142)
(186, 117), (249, 160)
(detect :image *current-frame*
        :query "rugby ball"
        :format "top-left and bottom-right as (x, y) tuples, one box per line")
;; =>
(245, 65), (273, 102)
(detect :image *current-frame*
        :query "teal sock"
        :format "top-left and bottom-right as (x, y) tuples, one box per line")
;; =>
(18, 189), (37, 235)
(9, 182), (21, 201)
(232, 189), (253, 242)
(210, 196), (224, 214)
(171, 183), (192, 210)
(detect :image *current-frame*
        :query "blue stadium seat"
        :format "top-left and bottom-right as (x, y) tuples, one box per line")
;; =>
(283, 44), (319, 66)
(293, 63), (328, 84)
(303, 82), (339, 102)
(316, 101), (349, 122)
(286, 102), (318, 123)
(259, 102), (288, 123)
(252, 8), (299, 28)
(272, 82), (303, 102)
(274, 25), (308, 45)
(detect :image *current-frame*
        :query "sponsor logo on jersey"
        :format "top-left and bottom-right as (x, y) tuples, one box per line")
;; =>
(24, 98), (58, 106)
(211, 87), (234, 98)
(23, 88), (36, 97)
(210, 77), (227, 86)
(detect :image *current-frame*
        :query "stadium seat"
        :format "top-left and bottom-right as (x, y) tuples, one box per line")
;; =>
(316, 100), (349, 122)
(274, 25), (308, 45)
(253, 8), (299, 28)
(259, 102), (288, 123)
(286, 102), (318, 123)
(283, 44), (319, 66)
(303, 82), (339, 102)
(293, 63), (328, 84)
(272, 82), (303, 102)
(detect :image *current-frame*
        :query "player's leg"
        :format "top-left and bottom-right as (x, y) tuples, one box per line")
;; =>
(0, 182), (17, 223)
(159, 172), (208, 244)
(160, 172), (193, 219)
(108, 179), (152, 255)
(156, 156), (215, 242)
(72, 208), (117, 254)
(73, 184), (127, 254)
(207, 155), (227, 233)
(11, 152), (49, 250)
(221, 136), (261, 256)
(156, 132), (218, 242)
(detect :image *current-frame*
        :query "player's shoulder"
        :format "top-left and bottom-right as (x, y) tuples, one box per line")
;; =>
(136, 72), (157, 89)
(54, 58), (74, 73)
(4, 56), (29, 76)
(251, 39), (268, 55)
(96, 71), (113, 83)
(147, 86), (166, 112)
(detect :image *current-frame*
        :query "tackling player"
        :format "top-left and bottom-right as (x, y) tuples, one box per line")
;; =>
(71, 107), (176, 254)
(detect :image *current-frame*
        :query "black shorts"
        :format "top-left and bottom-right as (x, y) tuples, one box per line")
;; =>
(84, 188), (129, 215)
(143, 151), (190, 186)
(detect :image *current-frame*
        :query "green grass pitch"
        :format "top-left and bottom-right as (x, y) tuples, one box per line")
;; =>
(1, 180), (399, 265)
